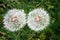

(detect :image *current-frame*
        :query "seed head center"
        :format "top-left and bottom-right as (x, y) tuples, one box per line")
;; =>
(34, 16), (42, 22)
(11, 16), (18, 22)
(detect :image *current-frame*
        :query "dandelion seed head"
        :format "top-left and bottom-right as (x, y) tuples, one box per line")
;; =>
(3, 9), (26, 32)
(27, 8), (50, 31)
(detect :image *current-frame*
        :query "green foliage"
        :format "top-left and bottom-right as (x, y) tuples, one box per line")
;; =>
(0, 0), (60, 40)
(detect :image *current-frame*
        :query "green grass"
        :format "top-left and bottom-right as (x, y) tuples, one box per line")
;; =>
(0, 0), (60, 40)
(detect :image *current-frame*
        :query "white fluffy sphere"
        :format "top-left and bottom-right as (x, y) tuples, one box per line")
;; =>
(3, 9), (26, 32)
(27, 8), (50, 32)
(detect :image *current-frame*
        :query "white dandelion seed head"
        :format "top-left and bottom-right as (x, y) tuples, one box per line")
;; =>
(27, 8), (50, 32)
(3, 9), (26, 32)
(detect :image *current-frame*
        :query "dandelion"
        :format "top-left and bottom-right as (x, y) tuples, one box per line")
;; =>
(3, 9), (26, 32)
(27, 8), (50, 31)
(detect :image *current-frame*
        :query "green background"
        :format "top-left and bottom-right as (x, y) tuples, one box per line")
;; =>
(0, 0), (59, 40)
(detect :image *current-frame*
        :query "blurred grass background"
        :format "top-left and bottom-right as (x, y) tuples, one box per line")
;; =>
(0, 0), (60, 40)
